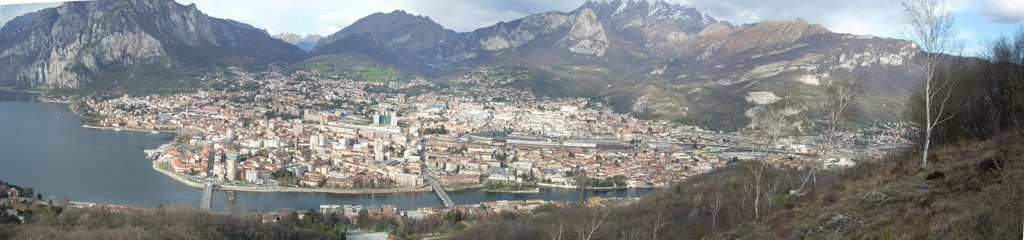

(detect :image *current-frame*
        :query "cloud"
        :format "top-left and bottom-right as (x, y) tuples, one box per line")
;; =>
(979, 0), (1024, 24)
(672, 0), (910, 38)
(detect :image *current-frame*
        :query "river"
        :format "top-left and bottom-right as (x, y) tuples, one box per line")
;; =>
(0, 90), (653, 212)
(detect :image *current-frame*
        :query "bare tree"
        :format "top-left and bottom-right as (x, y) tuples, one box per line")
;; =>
(900, 0), (961, 169)
(548, 220), (566, 240)
(762, 175), (783, 217)
(574, 208), (611, 240)
(618, 229), (641, 240)
(703, 193), (724, 233)
(747, 87), (802, 220)
(799, 76), (864, 192)
(646, 212), (670, 240)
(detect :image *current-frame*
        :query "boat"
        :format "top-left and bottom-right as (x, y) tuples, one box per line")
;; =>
(114, 128), (122, 131)
(151, 130), (160, 134)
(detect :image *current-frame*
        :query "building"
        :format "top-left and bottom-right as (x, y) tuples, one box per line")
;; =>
(373, 112), (398, 127)
(226, 155), (238, 181)
(320, 205), (342, 214)
(374, 139), (386, 162)
(439, 174), (480, 185)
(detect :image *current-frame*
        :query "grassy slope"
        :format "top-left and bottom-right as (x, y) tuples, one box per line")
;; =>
(726, 132), (1024, 239)
(46, 64), (221, 96)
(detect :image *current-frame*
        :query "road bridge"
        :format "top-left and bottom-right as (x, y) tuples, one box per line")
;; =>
(419, 139), (454, 208)
(200, 182), (213, 211)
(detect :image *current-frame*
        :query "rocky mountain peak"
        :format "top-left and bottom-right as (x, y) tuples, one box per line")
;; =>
(0, 0), (304, 89)
(273, 33), (322, 52)
(560, 8), (610, 57)
(317, 10), (458, 53)
(274, 33), (304, 43)
(581, 0), (717, 32)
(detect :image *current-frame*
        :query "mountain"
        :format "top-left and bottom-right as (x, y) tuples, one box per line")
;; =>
(0, 0), (305, 90)
(310, 0), (920, 130)
(313, 10), (463, 76)
(608, 18), (919, 129)
(0, 0), (922, 129)
(273, 33), (322, 52)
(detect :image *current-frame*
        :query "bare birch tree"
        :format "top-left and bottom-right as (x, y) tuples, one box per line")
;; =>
(548, 220), (565, 240)
(645, 212), (669, 240)
(703, 193), (723, 233)
(799, 76), (864, 192)
(574, 208), (611, 240)
(900, 0), (961, 169)
(748, 87), (802, 220)
(618, 229), (641, 240)
(763, 175), (783, 217)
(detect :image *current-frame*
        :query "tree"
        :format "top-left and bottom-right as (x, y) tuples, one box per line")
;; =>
(575, 168), (588, 203)
(746, 87), (801, 221)
(703, 194), (724, 233)
(573, 208), (611, 240)
(22, 187), (33, 198)
(901, 0), (961, 169)
(547, 220), (566, 240)
(645, 212), (669, 240)
(356, 208), (369, 229)
(799, 76), (864, 192)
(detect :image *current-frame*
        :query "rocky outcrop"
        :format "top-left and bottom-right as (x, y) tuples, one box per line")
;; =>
(559, 8), (609, 57)
(0, 0), (305, 88)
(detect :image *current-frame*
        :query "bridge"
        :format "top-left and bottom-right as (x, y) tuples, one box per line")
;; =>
(419, 139), (454, 208)
(200, 182), (213, 211)
(425, 175), (454, 208)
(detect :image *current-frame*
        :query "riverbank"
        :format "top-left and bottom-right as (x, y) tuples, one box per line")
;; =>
(482, 188), (540, 193)
(537, 182), (657, 190)
(443, 183), (484, 191)
(152, 160), (432, 195)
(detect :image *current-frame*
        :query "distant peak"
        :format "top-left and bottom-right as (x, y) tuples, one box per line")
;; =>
(578, 0), (716, 27)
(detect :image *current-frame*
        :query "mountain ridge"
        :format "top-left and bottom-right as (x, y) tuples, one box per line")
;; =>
(0, 0), (923, 130)
(306, 0), (920, 130)
(0, 0), (305, 89)
(273, 32), (322, 52)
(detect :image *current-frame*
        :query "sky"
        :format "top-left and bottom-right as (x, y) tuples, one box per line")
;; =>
(2, 0), (1022, 55)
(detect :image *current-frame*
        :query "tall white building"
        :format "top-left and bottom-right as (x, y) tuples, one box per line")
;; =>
(310, 134), (328, 148)
(226, 158), (237, 181)
(374, 138), (386, 162)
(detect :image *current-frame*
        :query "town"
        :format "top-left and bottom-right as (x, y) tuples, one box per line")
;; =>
(70, 65), (912, 208)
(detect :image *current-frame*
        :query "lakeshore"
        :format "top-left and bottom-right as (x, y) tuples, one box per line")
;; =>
(537, 182), (643, 190)
(482, 188), (541, 194)
(152, 160), (433, 195)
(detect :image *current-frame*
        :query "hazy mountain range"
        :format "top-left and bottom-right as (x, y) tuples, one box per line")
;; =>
(272, 33), (322, 52)
(0, 0), (922, 130)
